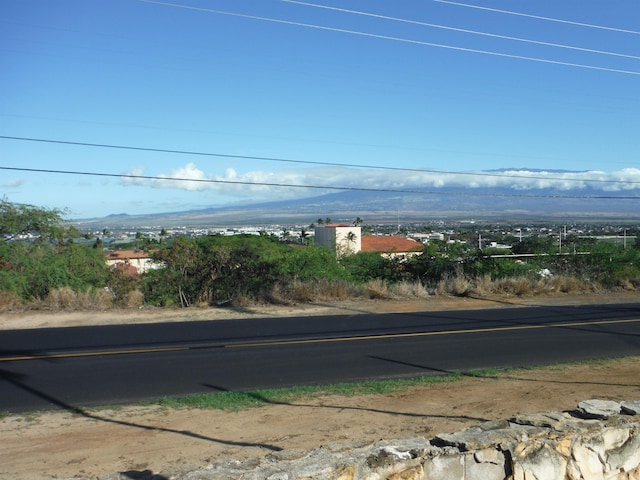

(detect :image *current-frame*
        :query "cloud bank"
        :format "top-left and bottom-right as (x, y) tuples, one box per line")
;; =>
(119, 164), (640, 199)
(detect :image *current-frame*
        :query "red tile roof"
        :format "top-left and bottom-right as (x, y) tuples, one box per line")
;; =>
(361, 236), (424, 253)
(107, 250), (150, 260)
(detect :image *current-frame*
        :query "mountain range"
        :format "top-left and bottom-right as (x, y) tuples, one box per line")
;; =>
(76, 183), (640, 227)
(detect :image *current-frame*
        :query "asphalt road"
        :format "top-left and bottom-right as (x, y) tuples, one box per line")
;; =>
(1, 302), (639, 412)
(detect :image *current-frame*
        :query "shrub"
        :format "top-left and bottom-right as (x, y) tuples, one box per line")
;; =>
(0, 290), (22, 311)
(46, 286), (77, 309)
(92, 288), (115, 309)
(365, 279), (393, 299)
(448, 275), (474, 297)
(390, 281), (430, 299)
(491, 277), (535, 296)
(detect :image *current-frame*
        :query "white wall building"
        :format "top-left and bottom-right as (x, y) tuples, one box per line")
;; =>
(314, 224), (361, 257)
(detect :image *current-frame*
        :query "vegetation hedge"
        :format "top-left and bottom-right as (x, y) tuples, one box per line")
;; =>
(2, 199), (640, 310)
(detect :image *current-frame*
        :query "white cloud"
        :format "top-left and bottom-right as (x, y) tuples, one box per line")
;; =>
(152, 162), (208, 191)
(2, 178), (24, 188)
(119, 167), (148, 186)
(118, 163), (640, 199)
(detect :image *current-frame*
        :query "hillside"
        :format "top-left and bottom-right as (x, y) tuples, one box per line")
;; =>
(75, 184), (640, 227)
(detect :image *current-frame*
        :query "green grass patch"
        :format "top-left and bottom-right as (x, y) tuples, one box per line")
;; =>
(152, 356), (639, 412)
(154, 373), (468, 411)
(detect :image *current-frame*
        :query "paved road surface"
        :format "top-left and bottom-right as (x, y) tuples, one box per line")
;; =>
(1, 302), (639, 412)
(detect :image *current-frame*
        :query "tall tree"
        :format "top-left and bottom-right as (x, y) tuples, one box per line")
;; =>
(0, 198), (71, 243)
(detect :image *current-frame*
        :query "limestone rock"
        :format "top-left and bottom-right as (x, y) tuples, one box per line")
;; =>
(607, 430), (640, 473)
(387, 464), (424, 480)
(465, 451), (506, 480)
(621, 401), (640, 416)
(577, 400), (621, 419)
(571, 443), (605, 480)
(513, 440), (568, 480)
(511, 411), (569, 429)
(93, 401), (640, 480)
(422, 454), (464, 480)
(434, 423), (536, 451)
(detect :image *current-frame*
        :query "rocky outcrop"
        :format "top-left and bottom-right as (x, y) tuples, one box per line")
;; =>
(100, 399), (640, 480)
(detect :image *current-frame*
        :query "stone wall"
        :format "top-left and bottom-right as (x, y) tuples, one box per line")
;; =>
(106, 400), (640, 480)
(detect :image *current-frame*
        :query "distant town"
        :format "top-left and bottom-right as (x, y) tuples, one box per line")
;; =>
(79, 219), (638, 251)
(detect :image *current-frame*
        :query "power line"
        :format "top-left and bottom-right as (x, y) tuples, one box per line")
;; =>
(434, 0), (640, 36)
(2, 165), (640, 201)
(3, 135), (640, 186)
(285, 0), (640, 61)
(138, 0), (640, 76)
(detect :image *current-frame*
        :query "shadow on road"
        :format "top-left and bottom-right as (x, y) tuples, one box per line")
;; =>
(367, 354), (640, 388)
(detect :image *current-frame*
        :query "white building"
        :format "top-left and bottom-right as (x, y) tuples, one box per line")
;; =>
(314, 224), (361, 257)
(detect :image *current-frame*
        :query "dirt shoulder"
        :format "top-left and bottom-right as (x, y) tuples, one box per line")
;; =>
(2, 290), (639, 331)
(1, 292), (639, 479)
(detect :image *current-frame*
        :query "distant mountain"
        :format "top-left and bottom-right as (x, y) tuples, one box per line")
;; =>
(75, 183), (640, 227)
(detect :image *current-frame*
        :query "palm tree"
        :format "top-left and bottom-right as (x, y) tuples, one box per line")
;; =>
(300, 227), (310, 245)
(345, 231), (357, 253)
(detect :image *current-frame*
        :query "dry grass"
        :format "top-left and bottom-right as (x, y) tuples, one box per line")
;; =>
(124, 289), (145, 308)
(267, 279), (365, 304)
(0, 272), (615, 313)
(0, 290), (22, 311)
(389, 281), (431, 299)
(428, 273), (602, 299)
(42, 287), (114, 310)
(364, 279), (393, 299)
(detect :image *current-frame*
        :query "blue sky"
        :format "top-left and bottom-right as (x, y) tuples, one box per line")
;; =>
(1, 0), (639, 218)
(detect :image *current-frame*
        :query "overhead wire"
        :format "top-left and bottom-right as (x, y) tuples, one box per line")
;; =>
(2, 135), (640, 187)
(433, 0), (640, 36)
(138, 0), (640, 76)
(2, 165), (640, 201)
(284, 0), (640, 61)
(5, 4), (638, 204)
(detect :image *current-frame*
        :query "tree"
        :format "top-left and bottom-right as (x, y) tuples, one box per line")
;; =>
(148, 237), (199, 307)
(0, 201), (110, 302)
(300, 227), (310, 245)
(281, 227), (291, 244)
(0, 198), (72, 243)
(511, 235), (556, 255)
(340, 251), (403, 283)
(345, 231), (357, 253)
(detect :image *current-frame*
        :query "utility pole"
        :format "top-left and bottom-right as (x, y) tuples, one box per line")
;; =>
(558, 227), (562, 253)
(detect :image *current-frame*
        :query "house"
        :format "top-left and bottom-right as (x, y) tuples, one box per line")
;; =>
(314, 224), (423, 260)
(314, 224), (361, 257)
(105, 250), (156, 274)
(361, 236), (424, 261)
